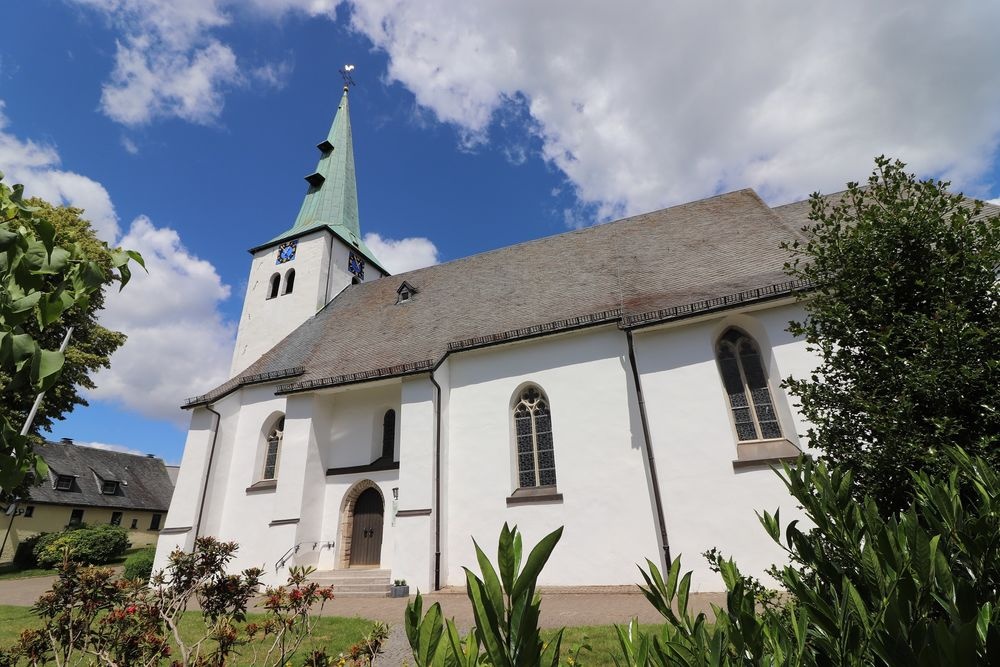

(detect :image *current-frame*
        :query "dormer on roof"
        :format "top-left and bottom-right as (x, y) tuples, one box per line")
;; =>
(396, 281), (418, 304)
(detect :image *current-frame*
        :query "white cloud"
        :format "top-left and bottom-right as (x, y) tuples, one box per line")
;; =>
(348, 0), (1000, 217)
(988, 198), (1000, 207)
(90, 217), (235, 424)
(69, 0), (341, 126)
(0, 102), (120, 240)
(0, 104), (235, 425)
(101, 37), (240, 126)
(121, 136), (139, 155)
(75, 440), (148, 457)
(364, 232), (440, 273)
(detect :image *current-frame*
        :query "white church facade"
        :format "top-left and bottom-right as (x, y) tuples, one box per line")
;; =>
(154, 86), (822, 592)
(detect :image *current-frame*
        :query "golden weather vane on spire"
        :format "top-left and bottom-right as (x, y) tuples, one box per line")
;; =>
(339, 64), (356, 91)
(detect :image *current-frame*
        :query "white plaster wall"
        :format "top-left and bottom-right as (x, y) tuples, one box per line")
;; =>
(311, 383), (402, 572)
(390, 371), (444, 592)
(445, 327), (662, 587)
(313, 384), (402, 470)
(231, 230), (332, 375)
(634, 302), (816, 590)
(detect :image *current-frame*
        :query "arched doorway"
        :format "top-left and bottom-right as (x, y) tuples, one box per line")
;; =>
(347, 487), (384, 567)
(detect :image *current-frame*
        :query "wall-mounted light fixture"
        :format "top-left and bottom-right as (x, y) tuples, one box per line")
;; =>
(392, 487), (399, 500)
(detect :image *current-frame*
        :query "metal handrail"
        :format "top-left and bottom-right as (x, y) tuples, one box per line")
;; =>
(274, 540), (335, 572)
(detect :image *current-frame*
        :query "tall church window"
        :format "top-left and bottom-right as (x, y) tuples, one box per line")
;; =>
(716, 329), (782, 441)
(262, 417), (284, 480)
(283, 269), (296, 295)
(382, 409), (396, 460)
(268, 273), (280, 299)
(513, 385), (557, 488)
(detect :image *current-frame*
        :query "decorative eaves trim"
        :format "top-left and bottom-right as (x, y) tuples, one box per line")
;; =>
(278, 360), (435, 395)
(447, 309), (622, 353)
(182, 366), (305, 409)
(622, 280), (811, 329)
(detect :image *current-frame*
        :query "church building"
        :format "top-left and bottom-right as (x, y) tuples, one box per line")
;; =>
(154, 85), (822, 593)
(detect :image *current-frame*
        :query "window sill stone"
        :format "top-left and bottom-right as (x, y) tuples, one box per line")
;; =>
(506, 486), (563, 506)
(246, 479), (277, 493)
(732, 439), (805, 469)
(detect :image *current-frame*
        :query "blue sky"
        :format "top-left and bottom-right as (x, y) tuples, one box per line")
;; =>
(2, 0), (999, 463)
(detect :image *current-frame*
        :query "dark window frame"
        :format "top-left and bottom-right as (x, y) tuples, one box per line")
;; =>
(55, 475), (74, 491)
(149, 513), (162, 531)
(110, 511), (123, 526)
(68, 508), (84, 527)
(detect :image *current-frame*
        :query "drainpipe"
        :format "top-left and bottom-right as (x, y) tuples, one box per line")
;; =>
(428, 369), (443, 591)
(625, 329), (672, 564)
(194, 405), (222, 542)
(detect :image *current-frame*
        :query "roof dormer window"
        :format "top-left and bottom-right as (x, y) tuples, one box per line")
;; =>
(396, 281), (418, 304)
(55, 475), (74, 491)
(101, 480), (120, 495)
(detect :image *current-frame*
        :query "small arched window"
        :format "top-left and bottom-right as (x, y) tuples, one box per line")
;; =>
(262, 417), (284, 480)
(267, 273), (280, 299)
(382, 409), (396, 460)
(717, 329), (782, 441)
(283, 269), (295, 295)
(513, 385), (557, 488)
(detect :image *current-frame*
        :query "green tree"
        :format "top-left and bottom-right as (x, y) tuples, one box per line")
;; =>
(0, 199), (127, 438)
(0, 173), (141, 491)
(782, 157), (1000, 512)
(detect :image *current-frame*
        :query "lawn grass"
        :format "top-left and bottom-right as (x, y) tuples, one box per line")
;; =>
(547, 623), (663, 664)
(0, 605), (374, 664)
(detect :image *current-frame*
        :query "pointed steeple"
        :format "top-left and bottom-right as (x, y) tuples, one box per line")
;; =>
(294, 87), (360, 238)
(252, 85), (385, 273)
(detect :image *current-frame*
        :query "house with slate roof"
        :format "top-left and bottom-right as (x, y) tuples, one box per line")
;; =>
(1, 440), (175, 565)
(153, 84), (1000, 593)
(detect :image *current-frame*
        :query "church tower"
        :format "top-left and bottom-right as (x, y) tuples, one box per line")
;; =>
(230, 86), (388, 375)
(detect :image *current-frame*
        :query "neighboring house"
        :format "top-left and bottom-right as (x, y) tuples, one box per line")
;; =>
(155, 84), (997, 592)
(0, 440), (175, 565)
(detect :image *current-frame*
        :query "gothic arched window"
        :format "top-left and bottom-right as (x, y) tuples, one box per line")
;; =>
(262, 417), (284, 480)
(513, 385), (557, 488)
(283, 269), (296, 295)
(382, 409), (396, 460)
(716, 329), (782, 441)
(268, 273), (280, 299)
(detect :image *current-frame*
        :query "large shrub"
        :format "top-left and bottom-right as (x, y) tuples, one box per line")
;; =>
(617, 448), (1000, 665)
(122, 548), (155, 582)
(34, 524), (130, 568)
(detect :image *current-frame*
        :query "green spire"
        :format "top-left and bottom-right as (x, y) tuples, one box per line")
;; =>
(253, 86), (385, 272)
(293, 87), (360, 238)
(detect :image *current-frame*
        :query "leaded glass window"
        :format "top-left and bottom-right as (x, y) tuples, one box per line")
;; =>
(717, 329), (782, 441)
(513, 385), (557, 488)
(263, 417), (283, 480)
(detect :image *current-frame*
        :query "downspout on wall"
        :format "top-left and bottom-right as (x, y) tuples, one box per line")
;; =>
(428, 368), (443, 591)
(625, 329), (672, 565)
(194, 405), (222, 542)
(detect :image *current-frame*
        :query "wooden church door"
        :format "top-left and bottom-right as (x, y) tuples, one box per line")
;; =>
(349, 488), (384, 566)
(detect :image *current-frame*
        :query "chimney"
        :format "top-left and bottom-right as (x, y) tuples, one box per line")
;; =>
(60, 437), (74, 445)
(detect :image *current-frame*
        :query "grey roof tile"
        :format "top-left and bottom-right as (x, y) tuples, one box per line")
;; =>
(27, 441), (174, 512)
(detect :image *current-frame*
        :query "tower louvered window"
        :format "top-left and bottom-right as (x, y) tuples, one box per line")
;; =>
(513, 385), (557, 488)
(717, 329), (782, 441)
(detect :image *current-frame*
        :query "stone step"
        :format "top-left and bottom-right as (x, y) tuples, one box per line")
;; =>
(308, 569), (394, 597)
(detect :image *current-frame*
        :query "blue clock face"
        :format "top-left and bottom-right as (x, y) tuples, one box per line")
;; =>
(276, 240), (297, 264)
(348, 252), (365, 279)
